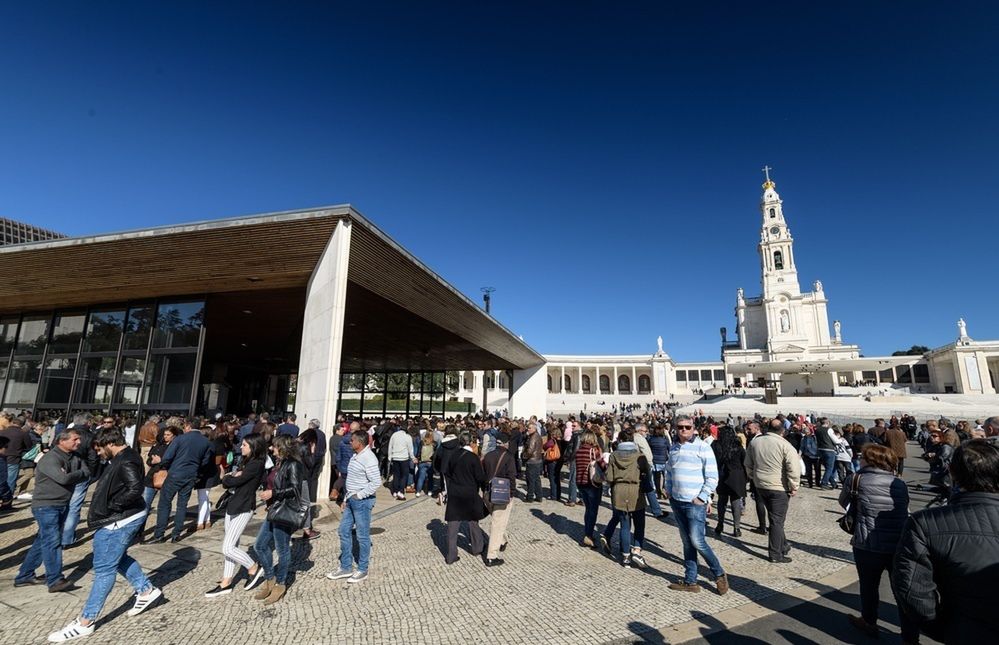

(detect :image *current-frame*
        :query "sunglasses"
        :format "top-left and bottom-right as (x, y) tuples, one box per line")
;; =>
(677, 425), (694, 430)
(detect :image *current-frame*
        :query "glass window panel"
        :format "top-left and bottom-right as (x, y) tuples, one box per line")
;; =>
(913, 364), (931, 383)
(428, 372), (445, 392)
(115, 357), (146, 405)
(861, 370), (877, 381)
(385, 391), (408, 413)
(74, 356), (117, 405)
(15, 315), (49, 355)
(409, 372), (424, 392)
(713, 369), (726, 381)
(152, 301), (204, 349)
(428, 392), (444, 415)
(38, 357), (76, 404)
(49, 313), (86, 354)
(123, 304), (154, 351)
(896, 365), (913, 384)
(144, 353), (197, 405)
(3, 359), (42, 406)
(700, 370), (712, 381)
(0, 316), (18, 357)
(339, 395), (361, 414)
(879, 368), (895, 383)
(340, 373), (364, 392)
(676, 371), (686, 382)
(83, 309), (125, 353)
(367, 373), (385, 392)
(387, 373), (408, 390)
(363, 392), (384, 416)
(688, 370), (699, 381)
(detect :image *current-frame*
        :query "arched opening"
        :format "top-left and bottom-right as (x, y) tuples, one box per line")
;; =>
(547, 374), (553, 392)
(638, 374), (651, 393)
(618, 374), (631, 394)
(484, 370), (495, 389)
(599, 374), (610, 394)
(462, 370), (474, 390)
(769, 207), (776, 218)
(582, 374), (591, 393)
(497, 371), (508, 390)
(564, 374), (572, 392)
(773, 250), (784, 270)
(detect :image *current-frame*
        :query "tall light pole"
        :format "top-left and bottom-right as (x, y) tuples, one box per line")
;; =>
(480, 287), (495, 314)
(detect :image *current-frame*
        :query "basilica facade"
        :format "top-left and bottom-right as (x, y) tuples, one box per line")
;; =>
(452, 173), (999, 413)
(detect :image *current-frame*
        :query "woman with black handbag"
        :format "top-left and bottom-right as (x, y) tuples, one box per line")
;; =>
(252, 434), (305, 605)
(204, 433), (267, 598)
(838, 443), (915, 641)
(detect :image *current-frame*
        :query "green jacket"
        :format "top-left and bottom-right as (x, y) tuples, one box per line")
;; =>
(606, 442), (648, 512)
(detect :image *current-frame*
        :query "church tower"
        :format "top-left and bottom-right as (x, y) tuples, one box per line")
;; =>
(758, 167), (801, 298)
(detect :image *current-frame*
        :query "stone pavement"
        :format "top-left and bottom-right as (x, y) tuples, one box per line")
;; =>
(0, 450), (920, 645)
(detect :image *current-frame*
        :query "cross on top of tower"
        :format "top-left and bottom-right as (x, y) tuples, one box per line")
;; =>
(761, 165), (775, 189)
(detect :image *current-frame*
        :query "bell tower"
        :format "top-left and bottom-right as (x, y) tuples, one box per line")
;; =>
(758, 167), (800, 298)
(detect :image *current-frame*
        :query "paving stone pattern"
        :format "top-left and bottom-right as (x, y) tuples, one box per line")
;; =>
(0, 473), (859, 644)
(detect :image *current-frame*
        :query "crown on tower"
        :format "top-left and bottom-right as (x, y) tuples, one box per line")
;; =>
(761, 165), (776, 190)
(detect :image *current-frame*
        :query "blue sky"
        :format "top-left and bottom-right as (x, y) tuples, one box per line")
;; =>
(1, 2), (997, 360)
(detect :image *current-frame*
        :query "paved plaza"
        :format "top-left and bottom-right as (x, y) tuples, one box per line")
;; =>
(1, 446), (931, 645)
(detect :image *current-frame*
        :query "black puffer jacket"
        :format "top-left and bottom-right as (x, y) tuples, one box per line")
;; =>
(839, 467), (909, 553)
(87, 447), (146, 529)
(891, 492), (999, 643)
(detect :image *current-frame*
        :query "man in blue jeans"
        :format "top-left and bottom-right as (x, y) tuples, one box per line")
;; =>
(15, 429), (89, 593)
(150, 419), (213, 543)
(62, 415), (101, 547)
(327, 429), (380, 584)
(47, 427), (161, 642)
(664, 415), (729, 595)
(815, 417), (839, 489)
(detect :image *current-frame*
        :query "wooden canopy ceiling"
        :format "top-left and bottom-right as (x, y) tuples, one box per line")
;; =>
(0, 206), (545, 372)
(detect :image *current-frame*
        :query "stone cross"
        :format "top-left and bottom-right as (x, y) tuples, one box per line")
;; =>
(762, 165), (772, 182)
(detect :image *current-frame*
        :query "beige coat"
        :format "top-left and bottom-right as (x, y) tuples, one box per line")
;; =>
(744, 432), (801, 492)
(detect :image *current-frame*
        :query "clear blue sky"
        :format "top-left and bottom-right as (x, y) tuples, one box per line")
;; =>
(2, 2), (997, 361)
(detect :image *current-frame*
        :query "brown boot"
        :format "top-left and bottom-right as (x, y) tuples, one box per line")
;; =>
(253, 578), (274, 601)
(716, 574), (729, 595)
(668, 582), (701, 593)
(263, 583), (286, 605)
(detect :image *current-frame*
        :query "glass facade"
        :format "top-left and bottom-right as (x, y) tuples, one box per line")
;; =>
(337, 370), (471, 417)
(0, 299), (204, 417)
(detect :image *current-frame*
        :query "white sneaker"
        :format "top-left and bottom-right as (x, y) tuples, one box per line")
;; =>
(325, 567), (353, 580)
(127, 587), (161, 616)
(415, 492), (422, 497)
(48, 618), (94, 642)
(347, 570), (368, 584)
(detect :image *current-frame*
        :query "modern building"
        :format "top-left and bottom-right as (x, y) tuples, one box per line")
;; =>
(0, 216), (64, 246)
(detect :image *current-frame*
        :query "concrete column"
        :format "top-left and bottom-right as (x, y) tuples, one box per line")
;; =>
(595, 366), (600, 395)
(578, 366), (583, 394)
(976, 352), (996, 394)
(510, 365), (547, 419)
(295, 219), (352, 499)
(613, 366), (619, 394)
(632, 366), (637, 394)
(560, 365), (566, 394)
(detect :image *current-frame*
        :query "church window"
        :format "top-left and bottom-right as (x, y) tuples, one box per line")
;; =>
(582, 374), (591, 392)
(773, 250), (784, 270)
(599, 374), (610, 393)
(618, 374), (631, 393)
(769, 208), (776, 218)
(638, 374), (651, 393)
(564, 374), (572, 391)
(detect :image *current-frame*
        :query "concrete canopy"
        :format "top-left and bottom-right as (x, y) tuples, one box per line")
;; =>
(0, 205), (545, 373)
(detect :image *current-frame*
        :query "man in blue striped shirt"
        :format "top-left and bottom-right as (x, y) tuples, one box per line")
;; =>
(327, 430), (381, 584)
(665, 415), (728, 595)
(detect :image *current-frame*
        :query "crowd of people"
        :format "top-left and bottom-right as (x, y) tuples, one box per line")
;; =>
(1, 407), (997, 643)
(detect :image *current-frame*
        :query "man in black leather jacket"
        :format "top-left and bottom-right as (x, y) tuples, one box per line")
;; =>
(892, 440), (999, 643)
(47, 427), (162, 642)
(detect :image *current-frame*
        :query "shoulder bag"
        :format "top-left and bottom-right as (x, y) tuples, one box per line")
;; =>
(266, 476), (311, 530)
(152, 468), (168, 490)
(214, 488), (234, 513)
(488, 452), (511, 506)
(587, 448), (606, 487)
(837, 473), (861, 534)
